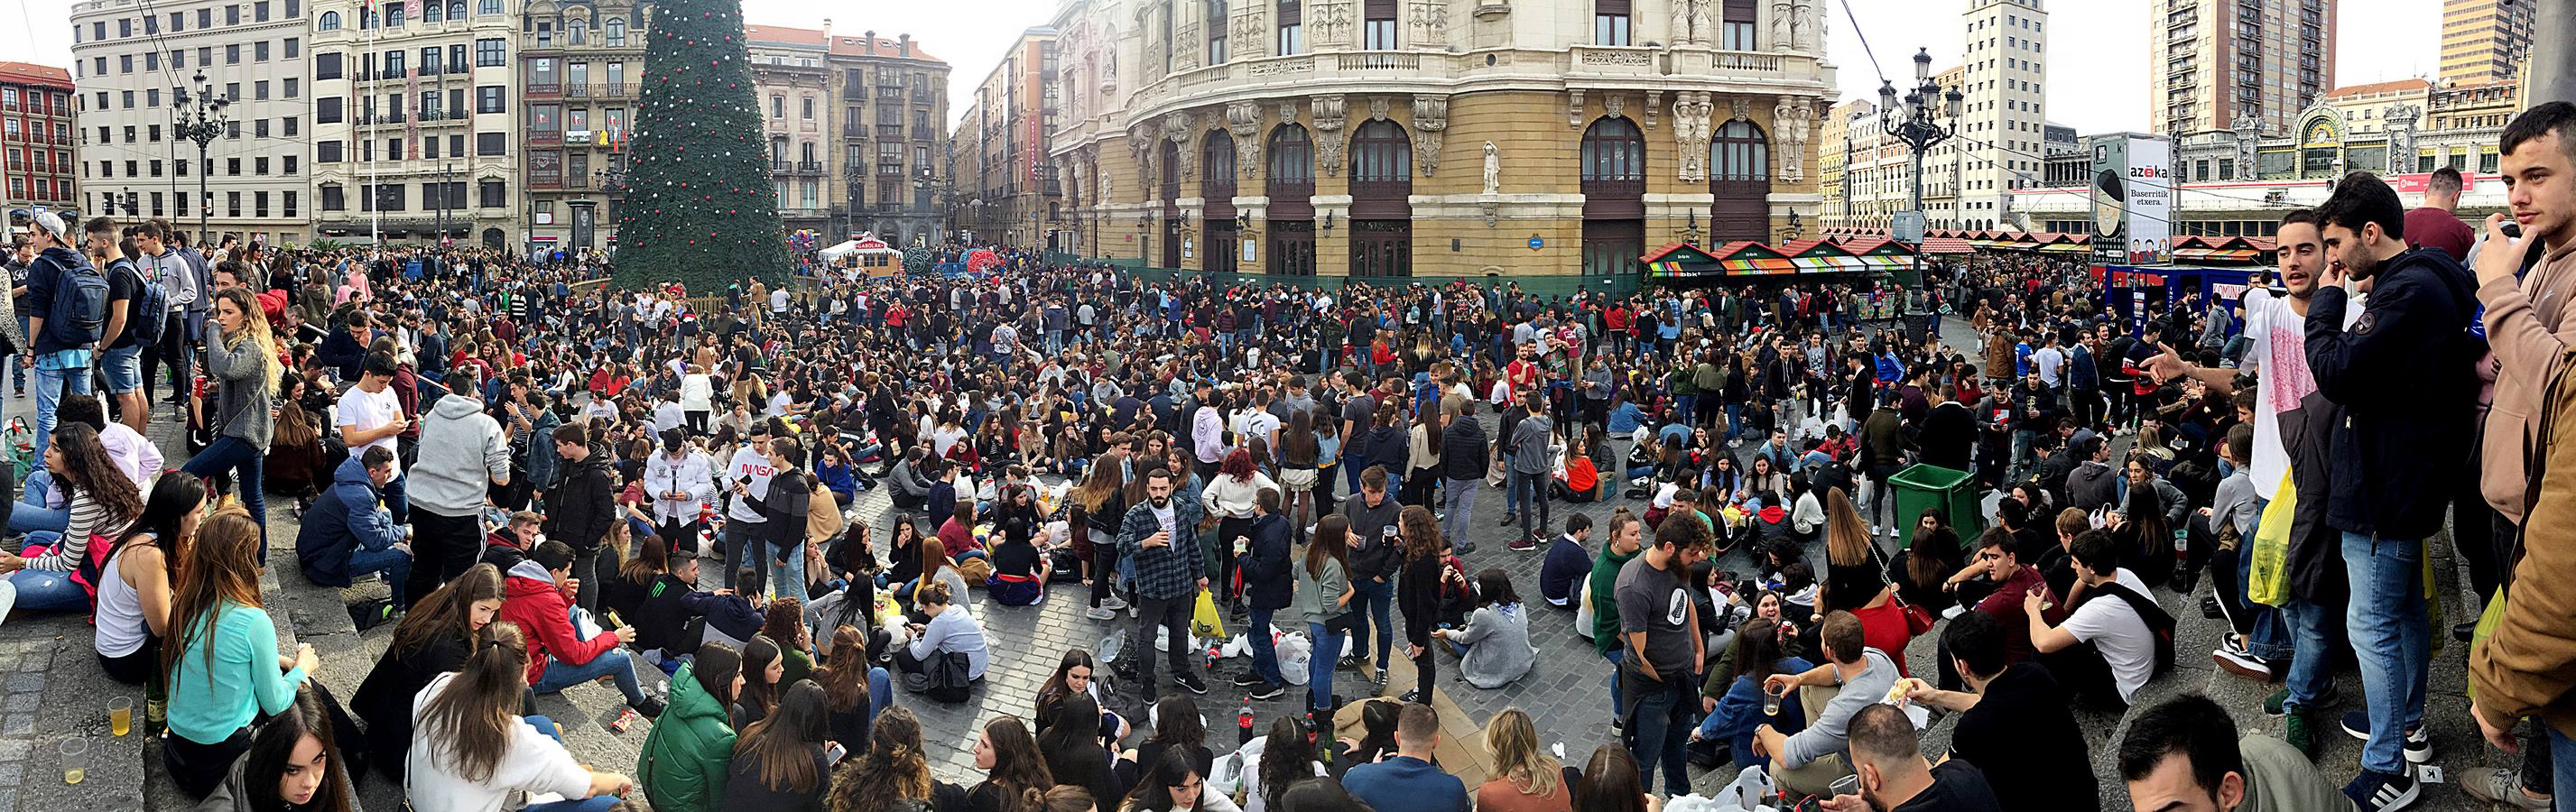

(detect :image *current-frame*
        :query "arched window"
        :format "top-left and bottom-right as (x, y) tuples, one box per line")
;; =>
(568, 19), (588, 44)
(605, 18), (626, 46)
(1350, 119), (1411, 198)
(1580, 116), (1645, 197)
(319, 10), (340, 29)
(1268, 124), (1313, 210)
(1711, 119), (1768, 181)
(1710, 119), (1770, 241)
(1203, 132), (1237, 200)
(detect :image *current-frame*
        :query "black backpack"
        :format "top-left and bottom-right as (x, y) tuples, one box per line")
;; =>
(2086, 581), (2178, 676)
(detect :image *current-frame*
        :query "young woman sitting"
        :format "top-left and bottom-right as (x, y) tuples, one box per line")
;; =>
(407, 622), (636, 812)
(352, 564), (506, 781)
(196, 687), (364, 812)
(93, 475), (203, 684)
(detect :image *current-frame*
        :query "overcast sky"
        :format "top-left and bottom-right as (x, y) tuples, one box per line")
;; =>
(5, 0), (2444, 133)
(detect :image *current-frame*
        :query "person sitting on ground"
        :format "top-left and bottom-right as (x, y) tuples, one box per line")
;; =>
(815, 624), (892, 753)
(821, 706), (973, 812)
(1933, 529), (2053, 691)
(735, 635), (787, 730)
(353, 564), (506, 781)
(1035, 692), (1125, 812)
(1435, 567), (1534, 688)
(1823, 703), (2001, 812)
(1692, 591), (1815, 771)
(966, 715), (1056, 812)
(723, 680), (835, 810)
(2025, 530), (2164, 708)
(1567, 746), (1654, 812)
(1535, 513), (1593, 610)
(1120, 748), (1243, 812)
(480, 509), (543, 572)
(1474, 708), (1574, 812)
(1899, 612), (2098, 812)
(162, 510), (323, 798)
(0, 423), (145, 619)
(197, 687), (365, 812)
(295, 446), (415, 608)
(1339, 704), (1469, 812)
(894, 581), (989, 688)
(638, 641), (745, 811)
(408, 621), (637, 812)
(92, 475), (202, 683)
(2118, 694), (2357, 812)
(1749, 611), (1902, 800)
(1118, 696), (1217, 790)
(987, 486), (1052, 606)
(499, 540), (663, 717)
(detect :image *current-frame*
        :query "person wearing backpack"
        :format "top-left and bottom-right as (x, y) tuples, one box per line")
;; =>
(133, 221), (190, 407)
(18, 210), (103, 475)
(82, 217), (157, 436)
(2023, 531), (2167, 709)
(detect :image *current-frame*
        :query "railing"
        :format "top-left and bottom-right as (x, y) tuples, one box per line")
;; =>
(912, 126), (935, 140)
(797, 161), (824, 174)
(525, 82), (561, 97)
(842, 124), (868, 138)
(531, 130), (561, 144)
(876, 162), (904, 176)
(1335, 52), (1416, 70)
(841, 87), (866, 100)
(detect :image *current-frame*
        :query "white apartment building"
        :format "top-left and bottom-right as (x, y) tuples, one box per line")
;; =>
(1953, 0), (2044, 230)
(308, 0), (524, 248)
(71, 0), (315, 245)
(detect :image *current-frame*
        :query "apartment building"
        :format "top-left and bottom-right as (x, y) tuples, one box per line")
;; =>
(310, 0), (525, 248)
(0, 63), (79, 220)
(71, 0), (314, 245)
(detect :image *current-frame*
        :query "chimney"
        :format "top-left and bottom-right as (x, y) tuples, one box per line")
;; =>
(898, 33), (911, 58)
(865, 31), (876, 54)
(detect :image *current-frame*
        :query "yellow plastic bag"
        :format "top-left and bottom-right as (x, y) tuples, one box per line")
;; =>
(1191, 589), (1228, 639)
(2247, 470), (2297, 608)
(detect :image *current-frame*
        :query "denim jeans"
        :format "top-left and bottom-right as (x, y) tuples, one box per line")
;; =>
(1341, 449), (1366, 498)
(346, 546), (413, 606)
(1440, 478), (1479, 545)
(1345, 578), (1395, 669)
(1246, 606), (1283, 685)
(1604, 648), (1626, 720)
(1623, 670), (1695, 797)
(5, 316), (23, 389)
(1306, 623), (1343, 711)
(8, 470), (67, 535)
(1500, 453), (1524, 515)
(2341, 531), (2430, 776)
(532, 643), (648, 706)
(3, 564), (87, 612)
(2551, 726), (2576, 803)
(1509, 471), (1552, 541)
(763, 538), (807, 603)
(2280, 595), (2339, 713)
(182, 436), (269, 555)
(31, 364), (92, 474)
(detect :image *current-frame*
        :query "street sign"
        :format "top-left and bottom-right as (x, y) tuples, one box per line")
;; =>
(1527, 235), (1543, 250)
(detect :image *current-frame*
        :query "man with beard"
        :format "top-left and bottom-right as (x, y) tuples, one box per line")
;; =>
(1815, 704), (1998, 812)
(1117, 467), (1210, 699)
(2121, 695), (2357, 812)
(2306, 171), (2481, 812)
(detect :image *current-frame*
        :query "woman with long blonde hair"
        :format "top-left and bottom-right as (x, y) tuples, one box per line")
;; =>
(1821, 487), (1886, 616)
(1475, 708), (1571, 812)
(182, 285), (286, 547)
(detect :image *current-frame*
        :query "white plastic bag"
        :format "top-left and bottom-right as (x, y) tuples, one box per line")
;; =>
(1574, 579), (1596, 641)
(1276, 631), (1312, 686)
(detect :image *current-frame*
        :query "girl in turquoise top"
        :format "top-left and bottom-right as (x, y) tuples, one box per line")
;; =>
(162, 510), (320, 798)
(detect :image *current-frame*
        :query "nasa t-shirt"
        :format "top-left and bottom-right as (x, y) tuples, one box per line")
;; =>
(1613, 554), (1698, 682)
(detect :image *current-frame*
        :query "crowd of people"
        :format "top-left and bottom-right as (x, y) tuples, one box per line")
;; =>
(8, 100), (2576, 812)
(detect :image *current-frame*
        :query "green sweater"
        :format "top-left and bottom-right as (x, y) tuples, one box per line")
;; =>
(1589, 546), (1642, 656)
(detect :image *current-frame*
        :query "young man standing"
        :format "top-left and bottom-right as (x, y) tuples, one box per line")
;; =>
(18, 210), (94, 472)
(338, 352), (412, 521)
(1589, 510), (1644, 726)
(2466, 100), (2576, 811)
(1117, 468), (1209, 700)
(1616, 517), (1709, 798)
(406, 381), (511, 607)
(2308, 171), (2482, 811)
(2149, 209), (2354, 754)
(81, 218), (145, 435)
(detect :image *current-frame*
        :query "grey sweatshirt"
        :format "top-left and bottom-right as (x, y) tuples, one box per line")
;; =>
(411, 393), (511, 517)
(1778, 648), (1902, 770)
(204, 334), (274, 449)
(1296, 557), (1351, 626)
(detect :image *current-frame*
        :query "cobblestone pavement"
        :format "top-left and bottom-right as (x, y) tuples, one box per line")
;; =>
(0, 312), (2525, 811)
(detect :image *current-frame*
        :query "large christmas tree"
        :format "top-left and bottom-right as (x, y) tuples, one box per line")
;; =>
(611, 0), (791, 292)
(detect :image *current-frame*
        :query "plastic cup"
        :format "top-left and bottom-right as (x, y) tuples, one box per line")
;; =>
(60, 737), (88, 784)
(109, 697), (132, 737)
(1829, 773), (1860, 798)
(1763, 687), (1784, 717)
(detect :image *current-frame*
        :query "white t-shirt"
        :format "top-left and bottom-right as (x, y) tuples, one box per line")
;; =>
(337, 383), (406, 477)
(726, 445), (775, 523)
(2239, 288), (2361, 500)
(407, 673), (595, 812)
(2033, 346), (2064, 387)
(2060, 567), (2157, 704)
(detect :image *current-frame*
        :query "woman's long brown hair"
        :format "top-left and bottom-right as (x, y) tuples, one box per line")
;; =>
(818, 625), (873, 715)
(415, 622), (533, 784)
(391, 563), (505, 657)
(162, 510), (265, 691)
(736, 679), (832, 795)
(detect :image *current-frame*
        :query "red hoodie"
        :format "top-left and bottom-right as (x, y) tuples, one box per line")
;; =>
(498, 561), (620, 686)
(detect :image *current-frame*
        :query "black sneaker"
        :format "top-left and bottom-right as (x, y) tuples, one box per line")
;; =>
(1399, 688), (1426, 704)
(1250, 681), (1287, 701)
(1454, 540), (1478, 555)
(1177, 673), (1209, 695)
(630, 697), (667, 719)
(1498, 512), (1518, 527)
(1233, 670), (1266, 688)
(2340, 711), (2434, 763)
(2342, 769), (2422, 812)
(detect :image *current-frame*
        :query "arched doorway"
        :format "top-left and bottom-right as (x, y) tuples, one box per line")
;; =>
(482, 227), (505, 249)
(1580, 115), (1645, 278)
(1267, 124), (1316, 275)
(1710, 119), (1770, 241)
(1203, 131), (1237, 272)
(1348, 119), (1412, 278)
(1161, 140), (1183, 268)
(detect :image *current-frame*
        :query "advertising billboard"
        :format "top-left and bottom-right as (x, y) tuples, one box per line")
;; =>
(2090, 134), (2174, 265)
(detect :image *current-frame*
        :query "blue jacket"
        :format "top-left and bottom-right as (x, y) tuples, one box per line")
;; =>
(2305, 247), (2482, 540)
(1342, 755), (1468, 812)
(1236, 512), (1293, 611)
(298, 456), (401, 588)
(1538, 534), (1590, 605)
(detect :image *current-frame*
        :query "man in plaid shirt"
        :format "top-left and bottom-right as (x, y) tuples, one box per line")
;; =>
(1117, 466), (1209, 699)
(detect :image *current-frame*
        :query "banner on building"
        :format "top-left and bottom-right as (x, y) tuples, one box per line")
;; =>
(2090, 134), (2173, 265)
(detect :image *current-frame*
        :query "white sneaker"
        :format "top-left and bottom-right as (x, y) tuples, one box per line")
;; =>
(1085, 606), (1117, 621)
(1101, 595), (1129, 611)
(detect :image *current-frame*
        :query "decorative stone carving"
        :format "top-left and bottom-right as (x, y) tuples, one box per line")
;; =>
(1645, 90), (1662, 128)
(1367, 97), (1391, 121)
(1227, 102), (1264, 179)
(1130, 121), (1160, 192)
(1233, 6), (1268, 59)
(1774, 97), (1810, 181)
(1569, 88), (1587, 128)
(1407, 0), (1446, 47)
(1412, 94), (1449, 176)
(1173, 12), (1201, 71)
(1311, 0), (1352, 48)
(1164, 112), (1196, 179)
(1277, 100), (1300, 125)
(1605, 95), (1626, 121)
(1730, 97), (1750, 122)
(1482, 142), (1500, 195)
(2231, 114), (2261, 180)
(1673, 91), (1715, 182)
(1771, 0), (1792, 51)
(1797, 0), (1823, 53)
(1668, 0), (1710, 45)
(2384, 104), (2420, 176)
(1312, 94), (1348, 177)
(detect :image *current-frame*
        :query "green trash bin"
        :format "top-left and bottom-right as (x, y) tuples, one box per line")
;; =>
(1887, 464), (1982, 548)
